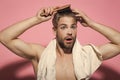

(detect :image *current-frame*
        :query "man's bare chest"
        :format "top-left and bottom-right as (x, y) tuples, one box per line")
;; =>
(55, 55), (76, 80)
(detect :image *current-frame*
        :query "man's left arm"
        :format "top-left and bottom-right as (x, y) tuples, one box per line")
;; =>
(73, 9), (120, 60)
(89, 22), (120, 60)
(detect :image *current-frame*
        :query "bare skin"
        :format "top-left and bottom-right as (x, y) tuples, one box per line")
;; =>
(0, 5), (120, 80)
(56, 53), (76, 80)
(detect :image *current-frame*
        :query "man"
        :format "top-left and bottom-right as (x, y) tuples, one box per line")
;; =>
(0, 5), (120, 80)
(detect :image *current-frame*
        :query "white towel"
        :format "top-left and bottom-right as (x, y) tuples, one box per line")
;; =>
(37, 39), (103, 80)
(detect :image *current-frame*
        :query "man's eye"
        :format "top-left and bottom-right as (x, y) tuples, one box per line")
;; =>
(61, 26), (66, 29)
(71, 25), (77, 29)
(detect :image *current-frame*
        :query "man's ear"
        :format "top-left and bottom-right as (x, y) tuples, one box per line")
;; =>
(52, 27), (57, 36)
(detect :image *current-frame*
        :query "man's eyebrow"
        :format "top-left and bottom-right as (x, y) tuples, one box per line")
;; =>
(58, 24), (66, 26)
(71, 23), (77, 25)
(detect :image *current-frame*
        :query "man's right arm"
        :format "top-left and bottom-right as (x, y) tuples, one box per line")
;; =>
(0, 7), (56, 60)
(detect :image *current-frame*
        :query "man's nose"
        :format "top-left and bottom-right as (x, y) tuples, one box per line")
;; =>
(67, 29), (72, 35)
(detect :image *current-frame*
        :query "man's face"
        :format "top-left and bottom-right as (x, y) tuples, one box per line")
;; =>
(55, 16), (77, 49)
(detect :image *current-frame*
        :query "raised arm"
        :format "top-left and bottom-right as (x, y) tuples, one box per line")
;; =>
(73, 9), (120, 60)
(0, 7), (56, 60)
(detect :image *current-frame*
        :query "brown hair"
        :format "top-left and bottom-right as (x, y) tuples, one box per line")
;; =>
(52, 11), (77, 29)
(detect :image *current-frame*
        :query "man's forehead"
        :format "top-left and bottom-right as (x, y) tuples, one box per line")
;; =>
(58, 16), (77, 24)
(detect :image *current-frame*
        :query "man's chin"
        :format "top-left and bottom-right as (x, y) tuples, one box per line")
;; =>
(64, 43), (74, 49)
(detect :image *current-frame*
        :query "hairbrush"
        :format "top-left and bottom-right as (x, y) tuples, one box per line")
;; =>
(40, 4), (72, 17)
(56, 4), (72, 13)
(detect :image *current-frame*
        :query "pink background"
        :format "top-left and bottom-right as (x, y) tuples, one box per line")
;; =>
(0, 0), (120, 80)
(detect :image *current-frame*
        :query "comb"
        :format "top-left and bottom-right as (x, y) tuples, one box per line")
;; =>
(55, 4), (72, 13)
(40, 4), (72, 17)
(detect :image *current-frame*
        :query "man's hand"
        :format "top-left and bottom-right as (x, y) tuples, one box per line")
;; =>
(36, 7), (58, 22)
(36, 5), (71, 23)
(72, 9), (94, 27)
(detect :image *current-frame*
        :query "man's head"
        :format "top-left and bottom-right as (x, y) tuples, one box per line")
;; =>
(52, 11), (78, 50)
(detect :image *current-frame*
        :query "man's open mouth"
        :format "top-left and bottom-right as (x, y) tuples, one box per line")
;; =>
(65, 37), (73, 43)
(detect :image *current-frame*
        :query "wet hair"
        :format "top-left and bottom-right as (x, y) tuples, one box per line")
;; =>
(52, 11), (77, 29)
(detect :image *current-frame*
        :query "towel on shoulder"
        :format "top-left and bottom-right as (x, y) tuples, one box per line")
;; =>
(37, 39), (103, 80)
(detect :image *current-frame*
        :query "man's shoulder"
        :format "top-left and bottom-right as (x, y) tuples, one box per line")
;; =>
(81, 44), (99, 53)
(30, 43), (46, 59)
(81, 44), (93, 48)
(82, 44), (97, 49)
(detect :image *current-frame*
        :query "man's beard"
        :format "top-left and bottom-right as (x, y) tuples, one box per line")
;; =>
(56, 36), (76, 50)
